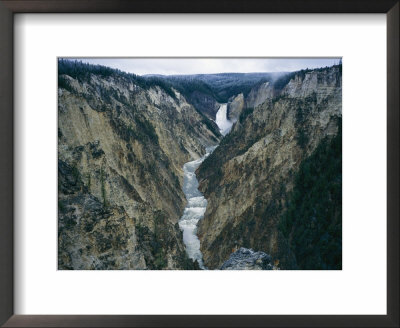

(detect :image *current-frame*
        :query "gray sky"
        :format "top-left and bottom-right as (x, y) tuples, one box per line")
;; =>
(71, 58), (340, 76)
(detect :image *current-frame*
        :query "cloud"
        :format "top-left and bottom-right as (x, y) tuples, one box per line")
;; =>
(69, 57), (340, 76)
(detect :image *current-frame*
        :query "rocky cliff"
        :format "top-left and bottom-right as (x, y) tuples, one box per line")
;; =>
(58, 60), (220, 269)
(226, 81), (275, 122)
(183, 90), (221, 121)
(245, 81), (276, 109)
(226, 93), (245, 122)
(197, 65), (342, 269)
(155, 77), (222, 121)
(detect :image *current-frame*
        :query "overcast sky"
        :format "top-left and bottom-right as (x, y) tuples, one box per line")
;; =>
(72, 58), (340, 76)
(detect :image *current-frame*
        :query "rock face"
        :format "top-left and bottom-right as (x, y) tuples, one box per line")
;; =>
(245, 81), (276, 109)
(197, 65), (342, 269)
(185, 90), (220, 120)
(58, 160), (146, 269)
(220, 248), (273, 270)
(227, 93), (245, 122)
(58, 61), (220, 269)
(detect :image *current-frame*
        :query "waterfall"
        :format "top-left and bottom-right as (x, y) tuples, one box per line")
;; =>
(178, 103), (232, 269)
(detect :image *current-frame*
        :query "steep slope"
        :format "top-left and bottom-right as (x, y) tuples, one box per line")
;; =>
(196, 65), (342, 269)
(226, 93), (245, 122)
(245, 81), (276, 109)
(279, 128), (342, 269)
(58, 60), (220, 269)
(164, 78), (222, 121)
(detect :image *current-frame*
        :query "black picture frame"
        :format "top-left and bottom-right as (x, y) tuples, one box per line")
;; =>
(0, 1), (398, 327)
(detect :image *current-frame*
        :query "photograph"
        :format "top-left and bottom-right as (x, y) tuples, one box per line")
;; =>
(1, 0), (397, 325)
(57, 57), (342, 270)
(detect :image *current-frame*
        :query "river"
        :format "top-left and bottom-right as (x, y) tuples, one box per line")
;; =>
(178, 103), (232, 269)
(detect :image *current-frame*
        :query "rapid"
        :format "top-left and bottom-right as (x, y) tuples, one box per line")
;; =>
(178, 104), (232, 269)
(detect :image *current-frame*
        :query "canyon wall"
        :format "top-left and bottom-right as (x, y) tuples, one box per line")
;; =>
(58, 62), (220, 269)
(197, 65), (342, 269)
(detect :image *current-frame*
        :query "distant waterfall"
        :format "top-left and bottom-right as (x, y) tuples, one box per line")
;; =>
(215, 104), (233, 136)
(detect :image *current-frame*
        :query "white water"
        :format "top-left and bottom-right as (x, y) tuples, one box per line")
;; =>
(178, 103), (232, 269)
(178, 146), (216, 269)
(215, 103), (233, 136)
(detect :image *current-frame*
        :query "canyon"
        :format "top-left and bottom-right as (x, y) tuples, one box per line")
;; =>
(58, 60), (220, 269)
(58, 60), (342, 270)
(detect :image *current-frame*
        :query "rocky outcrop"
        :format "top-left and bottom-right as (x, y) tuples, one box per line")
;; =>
(245, 81), (275, 109)
(58, 61), (220, 269)
(220, 248), (274, 270)
(197, 65), (342, 269)
(227, 93), (245, 122)
(58, 160), (147, 269)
